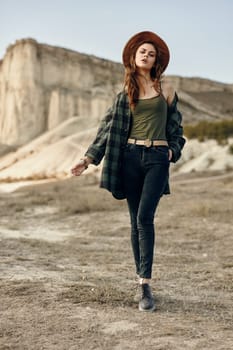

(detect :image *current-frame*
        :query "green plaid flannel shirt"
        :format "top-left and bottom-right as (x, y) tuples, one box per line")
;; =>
(85, 91), (185, 199)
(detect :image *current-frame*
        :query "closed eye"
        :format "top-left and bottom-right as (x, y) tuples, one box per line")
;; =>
(140, 50), (155, 57)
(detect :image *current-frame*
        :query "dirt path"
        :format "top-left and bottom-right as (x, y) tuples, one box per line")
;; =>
(0, 174), (232, 349)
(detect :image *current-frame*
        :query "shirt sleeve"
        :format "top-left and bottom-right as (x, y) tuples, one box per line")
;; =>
(85, 105), (114, 165)
(166, 93), (186, 163)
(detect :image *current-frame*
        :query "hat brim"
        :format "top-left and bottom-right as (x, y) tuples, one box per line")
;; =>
(122, 31), (170, 72)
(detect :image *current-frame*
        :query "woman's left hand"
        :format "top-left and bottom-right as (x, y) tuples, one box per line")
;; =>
(168, 149), (172, 161)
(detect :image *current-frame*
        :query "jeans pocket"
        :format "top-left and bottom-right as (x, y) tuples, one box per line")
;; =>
(152, 146), (169, 156)
(124, 143), (136, 153)
(123, 144), (132, 158)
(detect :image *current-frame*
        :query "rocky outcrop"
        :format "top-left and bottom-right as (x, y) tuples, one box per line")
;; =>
(0, 117), (100, 180)
(0, 38), (123, 146)
(1, 38), (233, 148)
(169, 75), (233, 93)
(0, 38), (233, 182)
(175, 138), (233, 173)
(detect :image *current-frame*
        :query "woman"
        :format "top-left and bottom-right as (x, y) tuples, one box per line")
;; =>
(71, 31), (185, 312)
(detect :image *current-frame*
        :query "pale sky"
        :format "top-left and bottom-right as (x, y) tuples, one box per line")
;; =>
(1, 0), (232, 84)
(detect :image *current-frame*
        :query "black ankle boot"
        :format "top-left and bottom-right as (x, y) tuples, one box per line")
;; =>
(138, 284), (155, 312)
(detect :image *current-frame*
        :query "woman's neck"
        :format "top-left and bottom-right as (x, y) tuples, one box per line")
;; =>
(135, 71), (158, 98)
(137, 74), (156, 90)
(137, 71), (153, 84)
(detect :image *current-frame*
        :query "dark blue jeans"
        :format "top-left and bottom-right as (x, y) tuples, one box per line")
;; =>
(122, 144), (170, 279)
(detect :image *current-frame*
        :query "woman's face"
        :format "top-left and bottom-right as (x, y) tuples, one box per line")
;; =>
(135, 43), (157, 71)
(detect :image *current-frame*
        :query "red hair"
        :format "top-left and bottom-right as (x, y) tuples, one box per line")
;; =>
(123, 42), (164, 109)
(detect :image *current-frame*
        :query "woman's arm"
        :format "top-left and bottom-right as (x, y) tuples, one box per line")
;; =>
(161, 77), (176, 106)
(166, 93), (186, 163)
(84, 105), (114, 165)
(71, 102), (114, 176)
(161, 77), (186, 162)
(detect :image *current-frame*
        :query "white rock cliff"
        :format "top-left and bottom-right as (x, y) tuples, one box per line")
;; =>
(0, 38), (232, 181)
(0, 38), (123, 146)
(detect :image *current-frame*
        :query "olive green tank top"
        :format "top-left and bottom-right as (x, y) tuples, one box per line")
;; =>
(129, 95), (167, 140)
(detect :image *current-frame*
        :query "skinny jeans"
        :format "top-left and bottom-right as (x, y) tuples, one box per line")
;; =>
(122, 144), (170, 279)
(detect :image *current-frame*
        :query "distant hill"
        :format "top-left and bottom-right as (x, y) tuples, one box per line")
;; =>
(170, 76), (233, 124)
(0, 38), (232, 181)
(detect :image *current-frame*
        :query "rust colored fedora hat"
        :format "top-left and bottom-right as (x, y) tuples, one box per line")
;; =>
(122, 31), (170, 72)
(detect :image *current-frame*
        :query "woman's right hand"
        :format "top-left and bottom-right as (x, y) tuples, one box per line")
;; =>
(71, 157), (92, 176)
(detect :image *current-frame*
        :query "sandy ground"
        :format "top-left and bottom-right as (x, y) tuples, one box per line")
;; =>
(0, 172), (233, 350)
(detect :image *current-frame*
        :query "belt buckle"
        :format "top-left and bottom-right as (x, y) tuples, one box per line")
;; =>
(145, 139), (152, 147)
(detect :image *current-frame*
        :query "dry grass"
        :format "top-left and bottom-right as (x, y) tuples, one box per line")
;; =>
(0, 172), (232, 350)
(14, 175), (125, 215)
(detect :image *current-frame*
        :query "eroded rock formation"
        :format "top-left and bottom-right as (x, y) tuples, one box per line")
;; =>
(0, 38), (233, 181)
(0, 38), (123, 146)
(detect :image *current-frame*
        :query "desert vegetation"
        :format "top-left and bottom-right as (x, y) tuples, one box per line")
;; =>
(0, 172), (232, 349)
(184, 119), (233, 143)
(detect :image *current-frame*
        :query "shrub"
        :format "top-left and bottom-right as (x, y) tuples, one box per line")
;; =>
(184, 119), (233, 143)
(228, 144), (233, 155)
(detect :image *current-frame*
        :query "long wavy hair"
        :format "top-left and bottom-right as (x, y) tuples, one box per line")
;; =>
(123, 41), (164, 109)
